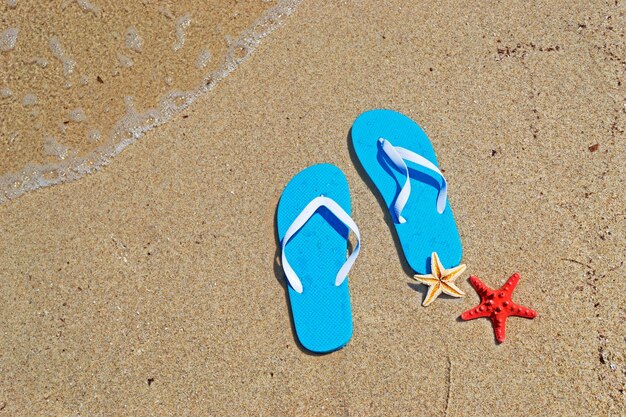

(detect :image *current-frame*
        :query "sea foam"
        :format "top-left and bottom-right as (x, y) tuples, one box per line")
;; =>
(62, 0), (101, 17)
(49, 36), (76, 76)
(0, 27), (19, 52)
(173, 14), (192, 51)
(125, 27), (142, 52)
(0, 0), (303, 204)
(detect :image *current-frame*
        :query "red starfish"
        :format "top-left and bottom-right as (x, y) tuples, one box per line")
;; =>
(461, 273), (537, 343)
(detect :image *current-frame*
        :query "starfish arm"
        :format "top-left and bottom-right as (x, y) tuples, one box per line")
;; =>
(492, 317), (507, 343)
(460, 304), (491, 320)
(468, 276), (492, 297)
(422, 282), (442, 306)
(441, 281), (465, 298)
(441, 263), (466, 282)
(501, 273), (521, 294)
(508, 302), (538, 319)
(412, 274), (440, 286)
(430, 252), (443, 278)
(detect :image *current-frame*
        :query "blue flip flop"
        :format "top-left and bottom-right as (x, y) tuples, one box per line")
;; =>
(351, 109), (462, 274)
(277, 164), (361, 353)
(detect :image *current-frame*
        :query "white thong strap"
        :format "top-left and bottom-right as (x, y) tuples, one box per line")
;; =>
(378, 137), (447, 223)
(281, 195), (361, 294)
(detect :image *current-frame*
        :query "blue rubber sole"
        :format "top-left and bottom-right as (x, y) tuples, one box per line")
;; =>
(277, 164), (354, 353)
(351, 109), (462, 273)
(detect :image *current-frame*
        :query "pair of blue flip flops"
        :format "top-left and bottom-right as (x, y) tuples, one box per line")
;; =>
(277, 109), (462, 353)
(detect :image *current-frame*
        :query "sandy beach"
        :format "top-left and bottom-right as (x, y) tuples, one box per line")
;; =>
(0, 0), (624, 415)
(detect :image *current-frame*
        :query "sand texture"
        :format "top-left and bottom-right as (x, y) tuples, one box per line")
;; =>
(0, 0), (624, 415)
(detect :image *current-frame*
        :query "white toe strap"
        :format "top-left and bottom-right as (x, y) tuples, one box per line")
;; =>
(281, 195), (361, 294)
(378, 137), (448, 223)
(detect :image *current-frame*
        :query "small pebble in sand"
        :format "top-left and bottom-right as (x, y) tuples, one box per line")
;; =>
(125, 27), (142, 52)
(6, 0), (17, 8)
(196, 48), (212, 69)
(69, 107), (87, 122)
(22, 94), (37, 106)
(0, 27), (19, 52)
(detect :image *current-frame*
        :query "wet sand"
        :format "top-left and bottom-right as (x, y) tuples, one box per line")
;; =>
(1, 0), (296, 202)
(0, 0), (624, 415)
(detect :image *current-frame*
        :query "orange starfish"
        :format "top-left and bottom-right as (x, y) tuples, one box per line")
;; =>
(412, 252), (466, 306)
(461, 273), (537, 343)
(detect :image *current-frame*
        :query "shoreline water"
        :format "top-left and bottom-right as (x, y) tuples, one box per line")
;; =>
(0, 0), (302, 204)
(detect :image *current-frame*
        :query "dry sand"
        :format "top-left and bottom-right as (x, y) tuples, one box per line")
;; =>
(0, 0), (624, 415)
